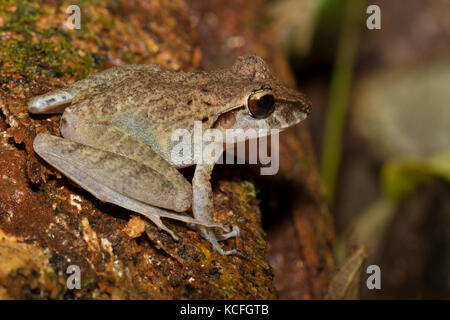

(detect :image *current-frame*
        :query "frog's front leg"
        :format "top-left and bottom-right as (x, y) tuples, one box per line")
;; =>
(192, 159), (240, 255)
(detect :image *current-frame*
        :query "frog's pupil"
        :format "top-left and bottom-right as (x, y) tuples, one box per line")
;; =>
(248, 93), (275, 118)
(258, 94), (274, 111)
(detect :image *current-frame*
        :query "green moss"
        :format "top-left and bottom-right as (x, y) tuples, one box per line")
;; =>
(81, 277), (97, 289)
(39, 183), (59, 201)
(0, 0), (94, 83)
(238, 180), (259, 200)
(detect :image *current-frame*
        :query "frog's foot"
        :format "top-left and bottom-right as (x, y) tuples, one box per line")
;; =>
(141, 206), (233, 241)
(192, 161), (242, 255)
(32, 134), (231, 241)
(142, 205), (231, 234)
(187, 223), (239, 254)
(201, 229), (239, 256)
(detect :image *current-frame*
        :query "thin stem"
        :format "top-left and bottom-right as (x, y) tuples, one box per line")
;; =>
(321, 0), (365, 205)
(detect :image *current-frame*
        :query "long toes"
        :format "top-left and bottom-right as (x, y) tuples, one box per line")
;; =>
(206, 221), (230, 233)
(164, 228), (179, 241)
(208, 237), (240, 256)
(147, 218), (179, 241)
(197, 221), (231, 233)
(217, 225), (240, 241)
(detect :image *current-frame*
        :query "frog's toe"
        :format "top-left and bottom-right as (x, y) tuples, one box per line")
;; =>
(161, 226), (179, 241)
(218, 248), (240, 256)
(211, 241), (236, 255)
(202, 229), (240, 256)
(186, 220), (230, 233)
(216, 225), (240, 241)
(146, 216), (179, 241)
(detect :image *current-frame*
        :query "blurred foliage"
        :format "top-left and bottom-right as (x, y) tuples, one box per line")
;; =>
(276, 0), (450, 298)
(320, 0), (365, 204)
(353, 59), (450, 160)
(326, 246), (366, 299)
(288, 0), (346, 75)
(382, 151), (450, 203)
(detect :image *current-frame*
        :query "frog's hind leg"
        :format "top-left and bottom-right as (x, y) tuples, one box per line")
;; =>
(28, 64), (161, 114)
(33, 133), (230, 240)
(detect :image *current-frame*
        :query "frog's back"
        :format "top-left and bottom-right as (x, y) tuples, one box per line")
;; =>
(63, 68), (227, 162)
(70, 69), (215, 124)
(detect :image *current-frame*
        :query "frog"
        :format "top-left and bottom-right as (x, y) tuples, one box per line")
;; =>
(28, 54), (311, 255)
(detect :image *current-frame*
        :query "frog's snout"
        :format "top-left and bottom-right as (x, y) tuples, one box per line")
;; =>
(300, 98), (312, 116)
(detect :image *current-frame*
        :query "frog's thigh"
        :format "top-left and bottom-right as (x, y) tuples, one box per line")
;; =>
(34, 133), (192, 212)
(60, 121), (193, 212)
(28, 64), (161, 114)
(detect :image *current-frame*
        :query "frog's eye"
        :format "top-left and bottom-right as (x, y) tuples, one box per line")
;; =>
(247, 89), (275, 119)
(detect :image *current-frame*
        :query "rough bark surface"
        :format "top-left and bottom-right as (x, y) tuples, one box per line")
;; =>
(0, 0), (334, 299)
(187, 0), (335, 299)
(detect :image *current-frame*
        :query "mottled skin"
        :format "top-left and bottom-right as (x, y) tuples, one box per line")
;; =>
(28, 55), (311, 255)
